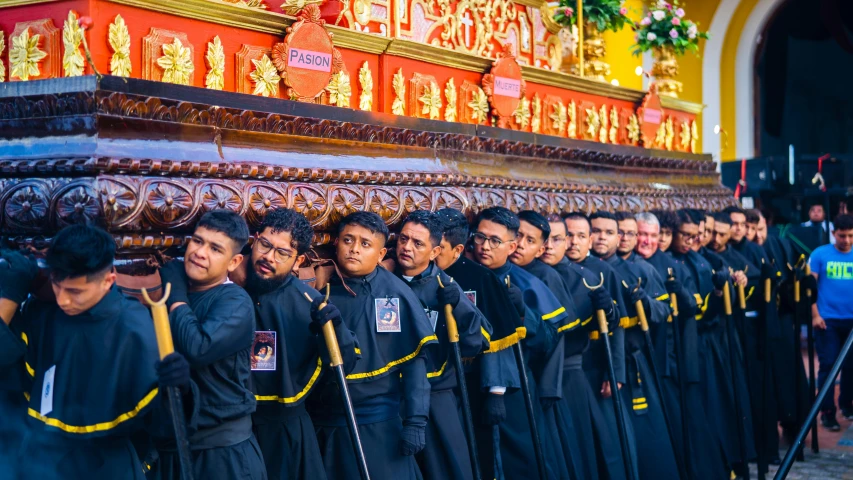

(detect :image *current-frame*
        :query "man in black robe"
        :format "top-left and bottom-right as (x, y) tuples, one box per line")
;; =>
(470, 207), (568, 480)
(309, 211), (437, 480)
(634, 212), (728, 480)
(434, 208), (523, 480)
(157, 210), (266, 479)
(392, 210), (490, 480)
(239, 208), (360, 480)
(0, 225), (194, 480)
(590, 211), (680, 479)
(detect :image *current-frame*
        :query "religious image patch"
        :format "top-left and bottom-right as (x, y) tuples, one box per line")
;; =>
(251, 331), (277, 371)
(464, 290), (476, 305)
(375, 297), (401, 333)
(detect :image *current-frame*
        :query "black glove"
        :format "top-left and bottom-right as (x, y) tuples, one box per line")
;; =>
(507, 284), (525, 319)
(0, 250), (38, 304)
(309, 297), (342, 335)
(760, 261), (776, 281)
(712, 270), (730, 290)
(156, 352), (191, 394)
(400, 423), (426, 456)
(629, 286), (650, 316)
(589, 288), (618, 332)
(158, 261), (190, 309)
(540, 396), (558, 411)
(437, 283), (461, 308)
(794, 267), (807, 282)
(482, 393), (506, 425)
(665, 276), (679, 295)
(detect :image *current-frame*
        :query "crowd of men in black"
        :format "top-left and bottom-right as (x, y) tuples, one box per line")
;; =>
(0, 203), (819, 480)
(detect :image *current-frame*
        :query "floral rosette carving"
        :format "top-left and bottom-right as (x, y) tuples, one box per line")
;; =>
(247, 184), (287, 226)
(4, 183), (49, 230)
(54, 183), (101, 227)
(145, 181), (194, 226)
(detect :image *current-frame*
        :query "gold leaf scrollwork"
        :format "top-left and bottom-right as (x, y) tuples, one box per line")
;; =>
(549, 101), (567, 135)
(609, 107), (619, 144)
(513, 96), (530, 130)
(627, 114), (639, 145)
(205, 36), (225, 90)
(419, 81), (442, 120)
(326, 71), (352, 107)
(584, 106), (599, 140)
(250, 54), (281, 97)
(531, 95), (541, 133)
(690, 120), (698, 153)
(157, 37), (194, 86)
(108, 15), (132, 77)
(62, 10), (85, 77)
(567, 100), (576, 138)
(654, 121), (666, 149)
(227, 0), (269, 8)
(392, 68), (406, 116)
(679, 121), (691, 151)
(444, 78), (457, 122)
(598, 105), (608, 143)
(0, 32), (5, 82)
(664, 116), (674, 151)
(10, 29), (47, 81)
(280, 0), (322, 16)
(358, 61), (373, 111)
(468, 87), (489, 124)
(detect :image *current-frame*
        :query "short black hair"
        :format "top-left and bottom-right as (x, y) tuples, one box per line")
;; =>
(546, 213), (568, 235)
(475, 207), (520, 237)
(713, 212), (732, 226)
(835, 214), (853, 231)
(562, 212), (591, 229)
(196, 210), (250, 254)
(259, 208), (314, 255)
(590, 211), (618, 223)
(723, 205), (746, 217)
(47, 224), (115, 282)
(652, 210), (678, 232)
(676, 209), (697, 227)
(436, 208), (469, 248)
(401, 210), (444, 247)
(614, 211), (635, 222)
(686, 209), (705, 225)
(518, 210), (551, 242)
(745, 209), (761, 224)
(338, 211), (389, 245)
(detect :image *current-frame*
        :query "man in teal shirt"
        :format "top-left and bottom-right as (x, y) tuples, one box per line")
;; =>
(809, 214), (853, 430)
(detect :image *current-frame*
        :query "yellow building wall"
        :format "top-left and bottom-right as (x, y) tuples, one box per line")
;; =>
(602, 0), (645, 91)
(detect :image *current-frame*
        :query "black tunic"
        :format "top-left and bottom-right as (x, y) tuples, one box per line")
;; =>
(249, 274), (360, 480)
(310, 267), (438, 480)
(159, 281), (265, 480)
(0, 288), (195, 480)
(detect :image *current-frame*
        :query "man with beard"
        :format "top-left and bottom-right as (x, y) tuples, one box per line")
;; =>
(0, 225), (193, 480)
(590, 211), (680, 479)
(725, 205), (784, 467)
(634, 212), (729, 480)
(434, 208), (522, 480)
(241, 208), (360, 479)
(470, 207), (569, 480)
(392, 210), (490, 480)
(157, 210), (266, 479)
(309, 211), (438, 480)
(564, 212), (639, 480)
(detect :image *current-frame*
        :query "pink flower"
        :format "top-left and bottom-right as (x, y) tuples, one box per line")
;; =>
(669, 29), (678, 38)
(564, 7), (573, 16)
(647, 32), (657, 41)
(640, 17), (651, 26)
(675, 8), (685, 17)
(666, 3), (672, 10)
(671, 17), (680, 26)
(620, 6), (628, 15)
(78, 16), (93, 30)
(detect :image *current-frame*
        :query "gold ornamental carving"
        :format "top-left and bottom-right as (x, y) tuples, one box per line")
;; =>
(567, 100), (576, 138)
(326, 71), (351, 107)
(626, 113), (640, 146)
(652, 46), (682, 98)
(609, 106), (618, 144)
(205, 36), (225, 90)
(428, 0), (518, 58)
(513, 96), (531, 130)
(571, 22), (609, 82)
(690, 121), (698, 153)
(157, 37), (194, 85)
(598, 105), (608, 143)
(584, 104), (599, 140)
(444, 78), (457, 122)
(250, 54), (281, 97)
(654, 121), (666, 149)
(143, 29), (194, 84)
(679, 120), (691, 151)
(108, 15), (132, 77)
(392, 68), (406, 115)
(664, 116), (674, 151)
(467, 85), (489, 124)
(225, 0), (268, 8)
(280, 0), (322, 15)
(10, 29), (47, 81)
(62, 11), (85, 77)
(419, 81), (442, 120)
(0, 32), (5, 82)
(358, 61), (373, 111)
(549, 100), (567, 136)
(531, 94), (541, 133)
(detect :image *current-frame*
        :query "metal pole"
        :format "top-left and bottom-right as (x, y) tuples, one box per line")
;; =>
(723, 282), (750, 478)
(667, 271), (693, 480)
(804, 264), (819, 453)
(513, 341), (548, 480)
(493, 426), (505, 480)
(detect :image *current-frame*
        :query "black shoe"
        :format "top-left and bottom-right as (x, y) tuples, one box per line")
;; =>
(841, 407), (853, 421)
(821, 413), (841, 431)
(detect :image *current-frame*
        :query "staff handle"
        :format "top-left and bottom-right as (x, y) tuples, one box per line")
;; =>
(142, 284), (174, 360)
(723, 282), (733, 316)
(437, 277), (460, 343)
(305, 285), (343, 367)
(635, 300), (649, 333)
(804, 264), (812, 298)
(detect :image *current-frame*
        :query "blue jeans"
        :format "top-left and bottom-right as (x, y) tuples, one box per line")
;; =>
(815, 318), (853, 413)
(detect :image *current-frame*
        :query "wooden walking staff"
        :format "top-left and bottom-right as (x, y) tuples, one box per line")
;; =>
(667, 268), (692, 480)
(623, 280), (687, 480)
(303, 285), (371, 480)
(437, 276), (482, 480)
(722, 280), (750, 479)
(141, 285), (194, 480)
(585, 273), (634, 480)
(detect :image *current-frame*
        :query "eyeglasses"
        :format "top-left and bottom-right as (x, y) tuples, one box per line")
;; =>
(547, 236), (566, 246)
(619, 231), (637, 239)
(254, 236), (294, 264)
(471, 232), (509, 249)
(676, 230), (700, 243)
